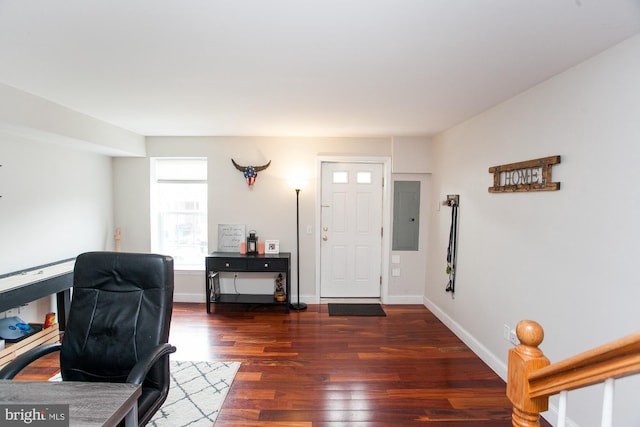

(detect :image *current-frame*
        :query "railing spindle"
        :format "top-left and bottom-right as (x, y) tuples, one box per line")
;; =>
(557, 390), (567, 427)
(601, 378), (614, 427)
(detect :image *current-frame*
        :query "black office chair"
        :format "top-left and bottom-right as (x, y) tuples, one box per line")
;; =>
(0, 251), (177, 426)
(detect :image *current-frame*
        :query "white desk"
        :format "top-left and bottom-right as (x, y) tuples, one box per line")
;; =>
(0, 380), (141, 426)
(0, 259), (74, 330)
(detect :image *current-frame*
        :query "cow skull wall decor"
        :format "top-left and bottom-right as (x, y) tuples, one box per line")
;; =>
(232, 159), (271, 186)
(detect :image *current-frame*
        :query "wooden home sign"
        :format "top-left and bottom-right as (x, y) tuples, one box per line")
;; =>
(488, 155), (560, 193)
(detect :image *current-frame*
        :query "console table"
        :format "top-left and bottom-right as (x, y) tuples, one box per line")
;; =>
(205, 252), (291, 313)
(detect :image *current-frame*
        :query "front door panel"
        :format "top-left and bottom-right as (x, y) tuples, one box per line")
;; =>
(320, 162), (383, 298)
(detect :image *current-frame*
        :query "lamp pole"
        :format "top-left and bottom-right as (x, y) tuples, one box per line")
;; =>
(290, 188), (307, 311)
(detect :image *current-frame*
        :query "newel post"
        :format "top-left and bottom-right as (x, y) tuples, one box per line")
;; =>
(507, 320), (551, 427)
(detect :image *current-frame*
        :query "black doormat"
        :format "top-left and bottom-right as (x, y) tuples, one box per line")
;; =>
(328, 303), (386, 317)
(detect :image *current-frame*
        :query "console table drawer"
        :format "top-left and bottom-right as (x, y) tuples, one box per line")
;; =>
(246, 258), (288, 271)
(208, 258), (247, 271)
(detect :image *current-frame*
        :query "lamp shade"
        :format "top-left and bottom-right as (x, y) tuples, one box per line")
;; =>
(288, 176), (308, 191)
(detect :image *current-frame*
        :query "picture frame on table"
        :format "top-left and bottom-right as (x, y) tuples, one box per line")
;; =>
(265, 240), (280, 254)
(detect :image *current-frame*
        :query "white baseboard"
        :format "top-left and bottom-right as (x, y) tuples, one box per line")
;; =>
(422, 296), (572, 427)
(174, 292), (205, 303)
(422, 296), (507, 379)
(385, 294), (425, 304)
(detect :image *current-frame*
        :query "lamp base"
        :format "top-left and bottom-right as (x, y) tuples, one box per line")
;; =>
(290, 302), (308, 311)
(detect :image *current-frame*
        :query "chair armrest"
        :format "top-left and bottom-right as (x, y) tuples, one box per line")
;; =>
(0, 343), (62, 379)
(126, 343), (177, 385)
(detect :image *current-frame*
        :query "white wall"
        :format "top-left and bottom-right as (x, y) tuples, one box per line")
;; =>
(112, 156), (151, 253)
(389, 136), (433, 303)
(0, 83), (140, 321)
(113, 136), (394, 302)
(0, 80), (144, 274)
(0, 135), (115, 274)
(0, 82), (142, 322)
(389, 173), (431, 303)
(0, 133), (114, 322)
(425, 34), (640, 426)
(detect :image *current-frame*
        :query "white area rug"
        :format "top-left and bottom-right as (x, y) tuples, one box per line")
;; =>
(149, 360), (241, 427)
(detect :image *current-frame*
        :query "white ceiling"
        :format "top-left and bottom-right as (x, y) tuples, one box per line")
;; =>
(1, 0), (639, 137)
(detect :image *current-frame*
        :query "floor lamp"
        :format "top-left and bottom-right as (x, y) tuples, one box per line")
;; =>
(289, 180), (307, 311)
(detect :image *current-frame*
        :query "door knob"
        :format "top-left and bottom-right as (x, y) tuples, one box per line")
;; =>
(322, 236), (328, 241)
(323, 227), (328, 231)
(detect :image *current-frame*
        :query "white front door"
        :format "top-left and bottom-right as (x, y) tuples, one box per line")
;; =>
(320, 162), (384, 298)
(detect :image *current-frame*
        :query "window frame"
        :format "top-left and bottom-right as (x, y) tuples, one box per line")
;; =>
(150, 157), (208, 270)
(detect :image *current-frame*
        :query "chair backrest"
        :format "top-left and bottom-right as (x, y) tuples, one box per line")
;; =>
(60, 251), (174, 388)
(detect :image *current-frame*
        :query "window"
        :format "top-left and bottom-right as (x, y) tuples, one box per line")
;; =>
(151, 158), (207, 269)
(332, 171), (348, 183)
(356, 171), (372, 184)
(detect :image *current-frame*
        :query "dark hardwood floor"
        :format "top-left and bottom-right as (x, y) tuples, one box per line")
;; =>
(16, 303), (552, 426)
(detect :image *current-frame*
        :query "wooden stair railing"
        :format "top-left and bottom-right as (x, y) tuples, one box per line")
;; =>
(507, 320), (640, 427)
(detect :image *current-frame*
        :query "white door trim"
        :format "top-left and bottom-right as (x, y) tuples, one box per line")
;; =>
(314, 155), (392, 304)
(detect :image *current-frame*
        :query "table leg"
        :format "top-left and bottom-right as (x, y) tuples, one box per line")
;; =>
(56, 289), (71, 331)
(206, 270), (211, 313)
(124, 403), (138, 427)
